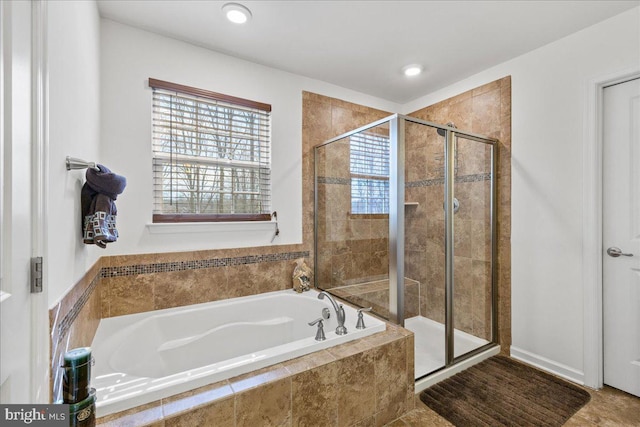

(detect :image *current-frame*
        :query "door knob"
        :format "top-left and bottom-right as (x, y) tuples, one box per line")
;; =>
(607, 247), (634, 257)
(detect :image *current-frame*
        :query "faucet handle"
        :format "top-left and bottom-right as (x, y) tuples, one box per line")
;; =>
(356, 307), (373, 329)
(308, 318), (326, 341)
(308, 318), (323, 326)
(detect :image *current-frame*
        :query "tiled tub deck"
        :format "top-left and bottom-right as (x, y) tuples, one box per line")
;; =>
(96, 323), (415, 427)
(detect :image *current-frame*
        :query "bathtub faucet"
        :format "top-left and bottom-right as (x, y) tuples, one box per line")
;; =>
(318, 291), (347, 335)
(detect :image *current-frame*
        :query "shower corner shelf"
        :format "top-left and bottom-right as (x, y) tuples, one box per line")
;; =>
(404, 202), (419, 207)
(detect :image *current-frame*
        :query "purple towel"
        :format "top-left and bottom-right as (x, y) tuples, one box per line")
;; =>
(81, 164), (126, 248)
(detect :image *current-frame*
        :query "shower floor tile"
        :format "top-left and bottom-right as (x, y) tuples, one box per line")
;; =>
(405, 316), (489, 379)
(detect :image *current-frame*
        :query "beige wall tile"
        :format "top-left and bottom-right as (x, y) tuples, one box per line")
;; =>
(405, 335), (415, 402)
(105, 275), (155, 317)
(235, 378), (292, 427)
(164, 397), (234, 427)
(407, 76), (511, 350)
(292, 363), (338, 426)
(152, 269), (218, 310)
(472, 79), (501, 97)
(374, 339), (408, 426)
(336, 352), (376, 427)
(303, 99), (333, 144)
(100, 279), (110, 318)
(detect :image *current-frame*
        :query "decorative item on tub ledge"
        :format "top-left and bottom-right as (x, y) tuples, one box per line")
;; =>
(79, 163), (127, 248)
(292, 258), (312, 293)
(61, 347), (96, 427)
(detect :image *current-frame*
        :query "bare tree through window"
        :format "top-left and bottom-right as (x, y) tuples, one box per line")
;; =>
(350, 132), (389, 214)
(150, 80), (271, 222)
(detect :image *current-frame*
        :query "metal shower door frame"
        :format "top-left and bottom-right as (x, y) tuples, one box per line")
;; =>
(313, 113), (499, 369)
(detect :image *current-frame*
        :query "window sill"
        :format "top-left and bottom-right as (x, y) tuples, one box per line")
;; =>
(146, 221), (278, 235)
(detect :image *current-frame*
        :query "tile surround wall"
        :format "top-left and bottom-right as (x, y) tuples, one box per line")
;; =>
(49, 260), (103, 401)
(100, 249), (309, 317)
(408, 76), (512, 349)
(311, 79), (510, 347)
(315, 121), (392, 290)
(304, 92), (392, 290)
(49, 248), (308, 402)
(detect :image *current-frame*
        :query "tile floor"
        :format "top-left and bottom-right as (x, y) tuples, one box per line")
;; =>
(387, 386), (640, 426)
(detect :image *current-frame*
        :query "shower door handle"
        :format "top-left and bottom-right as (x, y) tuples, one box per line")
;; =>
(606, 247), (634, 257)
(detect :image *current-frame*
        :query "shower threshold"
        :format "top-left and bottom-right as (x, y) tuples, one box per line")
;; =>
(405, 316), (491, 379)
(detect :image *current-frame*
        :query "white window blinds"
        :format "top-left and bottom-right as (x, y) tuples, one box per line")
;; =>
(150, 79), (271, 222)
(350, 132), (390, 214)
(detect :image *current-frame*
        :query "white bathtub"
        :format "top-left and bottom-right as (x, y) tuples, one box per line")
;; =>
(91, 289), (385, 417)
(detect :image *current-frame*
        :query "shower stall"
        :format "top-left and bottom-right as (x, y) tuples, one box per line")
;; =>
(314, 114), (499, 391)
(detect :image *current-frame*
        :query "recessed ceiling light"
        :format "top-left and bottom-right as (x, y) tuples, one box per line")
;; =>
(222, 3), (252, 24)
(402, 64), (423, 77)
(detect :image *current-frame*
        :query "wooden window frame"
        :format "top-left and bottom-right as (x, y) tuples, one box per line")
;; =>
(149, 78), (272, 223)
(349, 132), (390, 215)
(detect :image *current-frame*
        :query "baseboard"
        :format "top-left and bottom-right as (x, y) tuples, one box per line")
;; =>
(510, 346), (585, 385)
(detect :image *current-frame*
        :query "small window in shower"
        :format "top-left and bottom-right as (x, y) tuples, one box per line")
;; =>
(349, 131), (389, 215)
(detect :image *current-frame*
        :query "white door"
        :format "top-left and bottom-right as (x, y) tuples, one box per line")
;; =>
(603, 77), (640, 397)
(0, 0), (42, 403)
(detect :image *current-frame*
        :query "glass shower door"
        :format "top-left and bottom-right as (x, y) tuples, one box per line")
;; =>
(451, 134), (496, 359)
(314, 121), (392, 320)
(403, 120), (447, 378)
(315, 115), (499, 383)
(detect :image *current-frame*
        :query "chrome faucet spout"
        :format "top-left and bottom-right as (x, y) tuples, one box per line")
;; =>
(318, 291), (347, 335)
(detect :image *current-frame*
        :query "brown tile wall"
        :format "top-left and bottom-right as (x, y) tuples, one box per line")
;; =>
(408, 76), (511, 349)
(99, 248), (308, 317)
(48, 248), (309, 401)
(305, 92), (392, 291)
(49, 259), (103, 402)
(310, 78), (510, 349)
(97, 323), (414, 427)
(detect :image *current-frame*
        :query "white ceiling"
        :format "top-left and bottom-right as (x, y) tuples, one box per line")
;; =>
(97, 0), (639, 104)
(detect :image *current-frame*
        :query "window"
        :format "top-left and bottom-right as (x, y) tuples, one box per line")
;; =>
(150, 79), (271, 223)
(350, 132), (389, 215)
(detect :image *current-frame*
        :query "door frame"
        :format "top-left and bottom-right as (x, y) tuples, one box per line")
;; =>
(31, 0), (49, 403)
(0, 0), (49, 403)
(583, 67), (640, 390)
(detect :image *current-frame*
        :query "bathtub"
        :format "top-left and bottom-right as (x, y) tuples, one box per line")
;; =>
(91, 289), (386, 417)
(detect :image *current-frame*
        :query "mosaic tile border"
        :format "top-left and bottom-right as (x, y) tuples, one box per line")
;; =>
(317, 176), (350, 185)
(56, 273), (100, 340)
(101, 251), (310, 278)
(406, 172), (491, 188)
(54, 250), (310, 346)
(317, 173), (491, 188)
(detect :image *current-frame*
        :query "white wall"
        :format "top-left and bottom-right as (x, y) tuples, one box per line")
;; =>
(47, 1), (102, 305)
(100, 19), (399, 256)
(403, 7), (640, 383)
